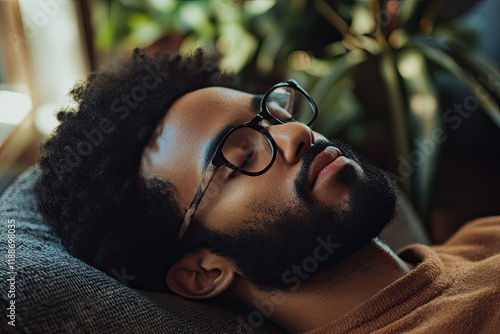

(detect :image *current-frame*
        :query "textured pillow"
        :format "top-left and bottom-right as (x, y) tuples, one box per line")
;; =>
(0, 167), (284, 333)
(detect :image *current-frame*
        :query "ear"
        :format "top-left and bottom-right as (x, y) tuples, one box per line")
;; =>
(166, 249), (236, 299)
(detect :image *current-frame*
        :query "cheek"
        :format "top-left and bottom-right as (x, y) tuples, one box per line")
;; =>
(199, 174), (295, 232)
(197, 182), (253, 231)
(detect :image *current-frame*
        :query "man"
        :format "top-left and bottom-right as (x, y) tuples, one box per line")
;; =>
(35, 49), (499, 333)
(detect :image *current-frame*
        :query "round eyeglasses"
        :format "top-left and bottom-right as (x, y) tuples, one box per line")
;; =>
(178, 80), (318, 239)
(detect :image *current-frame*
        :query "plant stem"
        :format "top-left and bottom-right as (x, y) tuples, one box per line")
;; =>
(312, 0), (359, 50)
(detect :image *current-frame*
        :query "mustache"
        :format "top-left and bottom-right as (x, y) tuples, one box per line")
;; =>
(294, 139), (331, 203)
(294, 138), (358, 202)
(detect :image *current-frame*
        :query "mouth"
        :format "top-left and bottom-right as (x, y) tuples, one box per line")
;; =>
(309, 146), (350, 190)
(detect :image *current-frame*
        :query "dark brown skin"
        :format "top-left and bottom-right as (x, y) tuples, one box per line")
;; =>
(140, 87), (414, 332)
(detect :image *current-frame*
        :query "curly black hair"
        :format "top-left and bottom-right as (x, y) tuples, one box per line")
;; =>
(34, 48), (234, 291)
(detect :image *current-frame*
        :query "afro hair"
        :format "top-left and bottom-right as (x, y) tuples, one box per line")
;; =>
(35, 48), (234, 291)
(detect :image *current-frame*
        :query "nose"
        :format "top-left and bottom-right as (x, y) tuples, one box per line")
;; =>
(267, 122), (314, 165)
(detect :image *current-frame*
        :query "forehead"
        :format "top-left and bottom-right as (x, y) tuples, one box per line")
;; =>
(139, 86), (255, 203)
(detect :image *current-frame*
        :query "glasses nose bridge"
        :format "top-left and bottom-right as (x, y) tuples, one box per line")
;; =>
(248, 114), (265, 126)
(245, 113), (278, 132)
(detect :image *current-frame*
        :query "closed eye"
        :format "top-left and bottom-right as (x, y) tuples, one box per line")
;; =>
(228, 149), (255, 179)
(228, 168), (240, 180)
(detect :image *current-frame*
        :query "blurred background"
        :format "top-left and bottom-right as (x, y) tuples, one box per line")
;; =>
(0, 0), (499, 244)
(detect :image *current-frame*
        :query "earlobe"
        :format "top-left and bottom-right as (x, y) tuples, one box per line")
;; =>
(166, 249), (235, 299)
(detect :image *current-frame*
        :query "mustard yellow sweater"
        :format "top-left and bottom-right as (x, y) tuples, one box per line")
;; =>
(307, 216), (500, 333)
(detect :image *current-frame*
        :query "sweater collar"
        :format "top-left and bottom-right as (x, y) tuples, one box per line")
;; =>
(307, 244), (448, 333)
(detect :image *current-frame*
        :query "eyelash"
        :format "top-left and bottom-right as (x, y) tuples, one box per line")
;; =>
(225, 149), (255, 181)
(228, 169), (240, 180)
(219, 165), (240, 182)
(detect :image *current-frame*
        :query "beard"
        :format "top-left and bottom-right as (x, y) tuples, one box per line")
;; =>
(185, 139), (398, 290)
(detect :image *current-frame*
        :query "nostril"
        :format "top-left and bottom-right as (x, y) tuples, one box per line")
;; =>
(296, 142), (305, 157)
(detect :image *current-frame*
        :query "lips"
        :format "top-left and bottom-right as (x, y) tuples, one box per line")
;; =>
(308, 146), (345, 189)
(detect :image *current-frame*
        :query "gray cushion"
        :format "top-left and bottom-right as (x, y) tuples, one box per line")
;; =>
(0, 167), (284, 333)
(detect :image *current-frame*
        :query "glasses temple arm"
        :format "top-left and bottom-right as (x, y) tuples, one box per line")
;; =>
(178, 164), (218, 239)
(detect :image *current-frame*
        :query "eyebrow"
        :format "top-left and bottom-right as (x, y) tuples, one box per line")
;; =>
(200, 94), (263, 173)
(201, 124), (235, 172)
(251, 94), (263, 110)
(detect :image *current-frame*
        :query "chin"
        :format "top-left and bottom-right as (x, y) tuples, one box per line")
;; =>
(336, 162), (363, 186)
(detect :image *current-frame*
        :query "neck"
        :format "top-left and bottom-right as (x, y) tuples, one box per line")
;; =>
(231, 239), (413, 333)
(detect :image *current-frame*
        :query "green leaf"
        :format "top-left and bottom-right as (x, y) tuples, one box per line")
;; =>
(396, 48), (442, 214)
(311, 50), (366, 106)
(415, 40), (500, 127)
(446, 45), (500, 104)
(306, 51), (366, 136)
(396, 0), (446, 34)
(396, 0), (426, 31)
(379, 49), (412, 193)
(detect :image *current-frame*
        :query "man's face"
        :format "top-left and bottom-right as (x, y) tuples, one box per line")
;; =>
(140, 87), (397, 289)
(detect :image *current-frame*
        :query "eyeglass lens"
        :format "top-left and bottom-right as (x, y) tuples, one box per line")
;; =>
(221, 127), (273, 173)
(266, 86), (315, 125)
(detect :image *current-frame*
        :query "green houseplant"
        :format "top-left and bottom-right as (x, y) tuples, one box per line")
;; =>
(91, 0), (499, 221)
